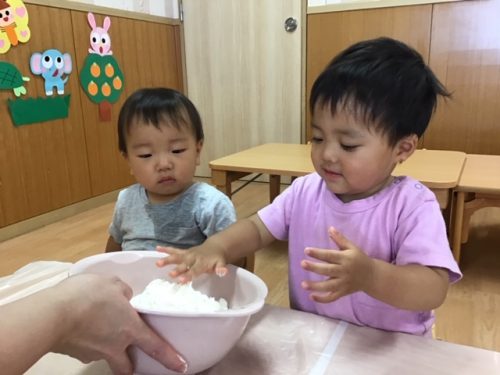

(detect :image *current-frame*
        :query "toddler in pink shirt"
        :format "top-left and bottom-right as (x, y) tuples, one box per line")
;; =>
(157, 37), (462, 336)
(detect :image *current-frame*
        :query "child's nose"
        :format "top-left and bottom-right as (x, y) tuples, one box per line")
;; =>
(157, 154), (173, 170)
(321, 145), (338, 162)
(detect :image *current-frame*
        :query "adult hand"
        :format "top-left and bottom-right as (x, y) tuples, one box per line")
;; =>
(52, 274), (188, 374)
(300, 226), (374, 303)
(0, 273), (188, 375)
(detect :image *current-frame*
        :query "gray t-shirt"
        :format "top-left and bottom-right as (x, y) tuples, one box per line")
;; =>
(109, 182), (236, 250)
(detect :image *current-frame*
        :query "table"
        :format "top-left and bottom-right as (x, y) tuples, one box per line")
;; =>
(3, 261), (499, 375)
(211, 144), (465, 272)
(210, 143), (313, 202)
(209, 143), (466, 210)
(451, 154), (500, 261)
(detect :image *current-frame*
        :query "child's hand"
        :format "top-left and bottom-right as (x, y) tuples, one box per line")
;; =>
(300, 226), (374, 303)
(156, 245), (228, 283)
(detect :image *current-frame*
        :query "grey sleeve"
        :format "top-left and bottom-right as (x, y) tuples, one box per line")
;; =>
(108, 191), (125, 243)
(198, 191), (236, 237)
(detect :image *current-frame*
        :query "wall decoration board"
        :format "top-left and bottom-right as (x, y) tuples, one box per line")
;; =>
(71, 10), (183, 196)
(0, 1), (183, 227)
(63, 0), (179, 18)
(80, 12), (124, 122)
(0, 4), (90, 227)
(0, 0), (31, 54)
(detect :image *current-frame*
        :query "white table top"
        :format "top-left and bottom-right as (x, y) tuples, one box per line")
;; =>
(2, 261), (499, 375)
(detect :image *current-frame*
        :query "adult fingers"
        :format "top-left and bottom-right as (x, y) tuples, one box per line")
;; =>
(132, 321), (188, 374)
(110, 276), (133, 300)
(106, 352), (134, 375)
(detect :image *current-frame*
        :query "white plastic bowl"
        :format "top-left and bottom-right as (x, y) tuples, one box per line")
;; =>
(69, 251), (268, 375)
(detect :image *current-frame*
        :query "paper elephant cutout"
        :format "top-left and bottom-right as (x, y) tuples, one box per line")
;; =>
(30, 49), (72, 96)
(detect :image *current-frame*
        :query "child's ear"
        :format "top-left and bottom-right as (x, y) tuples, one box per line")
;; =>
(121, 152), (134, 175)
(395, 134), (418, 163)
(196, 140), (204, 165)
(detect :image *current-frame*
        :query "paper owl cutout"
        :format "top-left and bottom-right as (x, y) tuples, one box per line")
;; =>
(0, 0), (30, 54)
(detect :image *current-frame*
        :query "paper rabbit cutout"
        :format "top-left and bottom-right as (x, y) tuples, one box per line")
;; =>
(87, 12), (112, 56)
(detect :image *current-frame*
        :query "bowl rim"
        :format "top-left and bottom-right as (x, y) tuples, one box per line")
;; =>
(70, 251), (268, 318)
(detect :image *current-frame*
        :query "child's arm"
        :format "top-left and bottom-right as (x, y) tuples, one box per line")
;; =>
(105, 235), (122, 252)
(156, 214), (274, 282)
(301, 227), (449, 311)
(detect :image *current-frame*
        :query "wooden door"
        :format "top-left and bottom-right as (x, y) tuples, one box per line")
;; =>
(306, 6), (433, 141)
(183, 0), (304, 177)
(424, 0), (500, 154)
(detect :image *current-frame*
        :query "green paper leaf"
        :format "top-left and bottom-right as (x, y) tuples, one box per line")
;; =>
(7, 95), (71, 126)
(80, 54), (124, 104)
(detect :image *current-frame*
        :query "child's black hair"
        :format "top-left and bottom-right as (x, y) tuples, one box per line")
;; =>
(118, 87), (204, 153)
(310, 37), (450, 146)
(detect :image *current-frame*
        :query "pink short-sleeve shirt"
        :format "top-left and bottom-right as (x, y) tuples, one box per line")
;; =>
(258, 173), (462, 335)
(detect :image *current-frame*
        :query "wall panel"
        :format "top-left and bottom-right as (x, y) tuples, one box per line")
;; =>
(425, 0), (500, 154)
(71, 11), (183, 196)
(306, 6), (432, 140)
(0, 5), (90, 226)
(0, 3), (183, 227)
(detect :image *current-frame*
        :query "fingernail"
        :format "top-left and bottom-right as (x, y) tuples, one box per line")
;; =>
(216, 268), (227, 277)
(176, 354), (188, 373)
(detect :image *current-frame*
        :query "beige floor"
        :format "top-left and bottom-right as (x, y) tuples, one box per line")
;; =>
(0, 179), (498, 353)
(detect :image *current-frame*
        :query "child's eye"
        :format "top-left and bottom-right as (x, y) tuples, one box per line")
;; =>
(341, 144), (358, 151)
(138, 154), (152, 158)
(311, 137), (323, 144)
(172, 148), (186, 154)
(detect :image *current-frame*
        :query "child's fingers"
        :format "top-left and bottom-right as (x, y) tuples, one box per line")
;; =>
(156, 245), (183, 256)
(155, 254), (184, 267)
(328, 226), (356, 251)
(304, 247), (343, 264)
(301, 258), (341, 276)
(155, 246), (192, 268)
(309, 291), (342, 304)
(301, 279), (344, 303)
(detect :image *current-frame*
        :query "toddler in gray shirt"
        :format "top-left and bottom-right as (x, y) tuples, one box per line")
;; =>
(106, 88), (236, 253)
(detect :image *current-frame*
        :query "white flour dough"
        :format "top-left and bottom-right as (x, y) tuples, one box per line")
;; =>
(130, 279), (228, 313)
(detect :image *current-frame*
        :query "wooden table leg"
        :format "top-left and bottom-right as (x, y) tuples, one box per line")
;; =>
(269, 174), (281, 202)
(211, 169), (231, 197)
(210, 169), (256, 272)
(452, 191), (465, 262)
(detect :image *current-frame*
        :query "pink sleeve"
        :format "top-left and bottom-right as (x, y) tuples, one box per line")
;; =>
(394, 198), (462, 283)
(257, 185), (295, 241)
